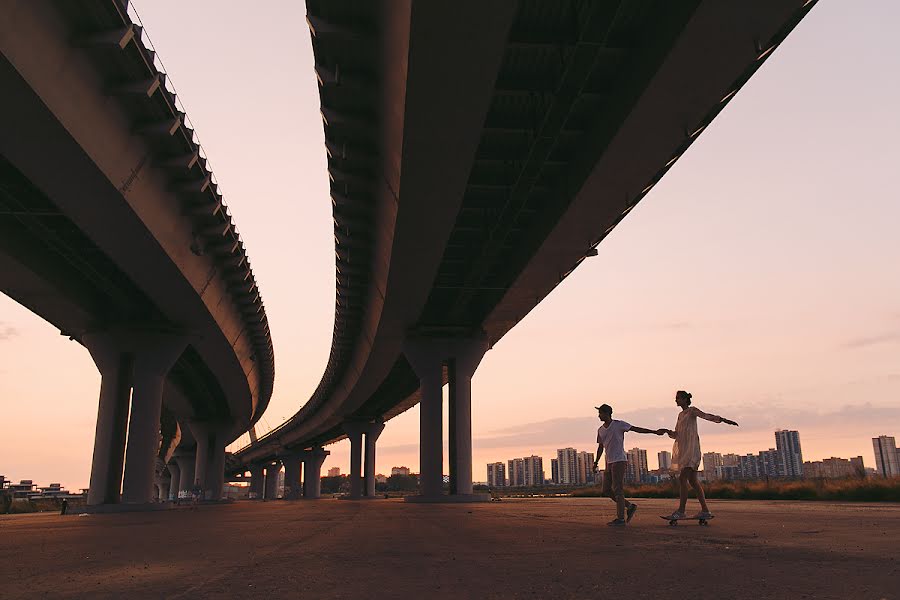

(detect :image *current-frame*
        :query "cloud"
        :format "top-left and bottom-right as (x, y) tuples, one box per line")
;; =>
(841, 330), (900, 350)
(0, 323), (19, 341)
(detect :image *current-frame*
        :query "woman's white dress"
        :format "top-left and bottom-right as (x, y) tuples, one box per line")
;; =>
(671, 406), (722, 470)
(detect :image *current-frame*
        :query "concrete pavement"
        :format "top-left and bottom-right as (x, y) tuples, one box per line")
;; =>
(1, 498), (897, 599)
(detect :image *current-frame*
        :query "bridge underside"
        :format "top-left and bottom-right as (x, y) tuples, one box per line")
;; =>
(236, 0), (817, 470)
(1, 0), (276, 504)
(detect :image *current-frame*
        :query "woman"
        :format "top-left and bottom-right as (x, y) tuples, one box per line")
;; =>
(665, 390), (738, 521)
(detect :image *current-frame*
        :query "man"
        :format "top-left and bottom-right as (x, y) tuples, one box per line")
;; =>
(593, 404), (666, 526)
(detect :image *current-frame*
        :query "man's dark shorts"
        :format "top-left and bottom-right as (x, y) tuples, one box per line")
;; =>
(601, 460), (626, 498)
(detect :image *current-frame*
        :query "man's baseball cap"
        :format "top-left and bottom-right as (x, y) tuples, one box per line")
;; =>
(595, 404), (612, 414)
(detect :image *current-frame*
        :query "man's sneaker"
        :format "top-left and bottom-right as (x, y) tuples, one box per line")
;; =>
(691, 511), (714, 520)
(663, 510), (686, 521)
(607, 518), (626, 526)
(626, 503), (638, 523)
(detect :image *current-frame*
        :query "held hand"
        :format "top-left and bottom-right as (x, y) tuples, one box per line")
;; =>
(654, 428), (667, 436)
(667, 430), (676, 439)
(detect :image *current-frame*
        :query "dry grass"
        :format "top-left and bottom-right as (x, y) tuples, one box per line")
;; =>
(572, 477), (900, 502)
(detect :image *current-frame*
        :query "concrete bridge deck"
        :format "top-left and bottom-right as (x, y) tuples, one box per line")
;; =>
(2, 498), (897, 599)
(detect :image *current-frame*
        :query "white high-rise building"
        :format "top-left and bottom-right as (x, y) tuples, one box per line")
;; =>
(759, 448), (781, 478)
(556, 448), (578, 485)
(703, 452), (724, 480)
(523, 456), (544, 486)
(507, 458), (525, 486)
(775, 430), (803, 478)
(487, 462), (506, 487)
(657, 451), (672, 471)
(625, 448), (648, 483)
(575, 451), (595, 484)
(873, 436), (900, 478)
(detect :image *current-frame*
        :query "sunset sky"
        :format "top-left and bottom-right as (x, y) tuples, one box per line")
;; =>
(2, 1), (898, 490)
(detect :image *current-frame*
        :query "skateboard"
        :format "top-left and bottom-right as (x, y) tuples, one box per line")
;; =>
(660, 514), (714, 526)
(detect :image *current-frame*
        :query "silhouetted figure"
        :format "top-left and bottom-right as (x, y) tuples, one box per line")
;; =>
(664, 390), (739, 521)
(60, 498), (68, 515)
(592, 404), (667, 526)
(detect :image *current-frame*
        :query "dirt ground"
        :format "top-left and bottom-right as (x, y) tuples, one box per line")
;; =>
(1, 498), (897, 599)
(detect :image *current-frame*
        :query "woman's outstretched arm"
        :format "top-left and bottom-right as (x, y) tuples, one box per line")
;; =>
(694, 407), (738, 426)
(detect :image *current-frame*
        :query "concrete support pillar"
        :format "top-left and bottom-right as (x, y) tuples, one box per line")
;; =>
(249, 464), (264, 500)
(448, 342), (487, 496)
(364, 422), (385, 497)
(264, 460), (282, 500)
(83, 330), (188, 506)
(281, 454), (303, 500)
(402, 340), (444, 498)
(174, 452), (196, 499)
(301, 448), (329, 499)
(158, 478), (170, 502)
(190, 422), (229, 501)
(343, 422), (367, 499)
(83, 335), (133, 506)
(206, 445), (225, 501)
(166, 462), (181, 500)
(403, 334), (489, 501)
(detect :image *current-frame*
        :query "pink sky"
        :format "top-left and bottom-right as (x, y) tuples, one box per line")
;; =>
(2, 1), (898, 490)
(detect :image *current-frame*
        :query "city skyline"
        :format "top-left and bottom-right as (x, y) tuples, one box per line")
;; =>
(481, 428), (897, 483)
(2, 1), (900, 491)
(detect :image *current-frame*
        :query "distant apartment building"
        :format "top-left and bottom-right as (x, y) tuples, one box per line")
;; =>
(625, 448), (649, 483)
(775, 430), (803, 478)
(722, 453), (740, 467)
(487, 462), (506, 487)
(508, 458), (525, 486)
(6, 479), (39, 500)
(872, 436), (900, 478)
(803, 457), (865, 479)
(738, 454), (760, 479)
(391, 466), (411, 477)
(551, 459), (559, 484)
(703, 452), (724, 480)
(556, 448), (578, 485)
(327, 467), (341, 477)
(523, 456), (544, 486)
(714, 465), (740, 481)
(375, 474), (388, 484)
(575, 451), (595, 485)
(758, 448), (782, 478)
(657, 451), (672, 471)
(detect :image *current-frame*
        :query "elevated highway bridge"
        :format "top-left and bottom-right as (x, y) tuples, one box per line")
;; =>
(1, 0), (273, 507)
(233, 0), (819, 501)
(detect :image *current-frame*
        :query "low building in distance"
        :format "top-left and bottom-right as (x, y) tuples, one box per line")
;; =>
(803, 456), (865, 479)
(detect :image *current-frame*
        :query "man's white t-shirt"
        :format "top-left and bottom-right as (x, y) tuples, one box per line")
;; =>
(597, 420), (632, 465)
